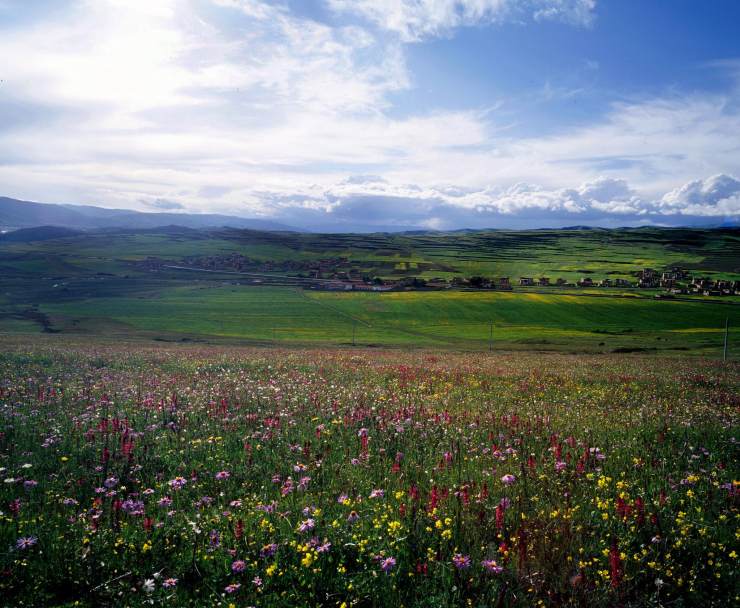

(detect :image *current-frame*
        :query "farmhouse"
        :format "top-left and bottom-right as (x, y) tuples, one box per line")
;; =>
(519, 277), (535, 286)
(577, 277), (594, 287)
(538, 277), (550, 286)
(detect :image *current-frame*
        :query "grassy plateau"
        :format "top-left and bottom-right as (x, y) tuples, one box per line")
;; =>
(0, 226), (738, 355)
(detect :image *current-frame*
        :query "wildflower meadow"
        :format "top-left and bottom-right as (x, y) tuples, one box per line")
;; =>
(0, 341), (737, 607)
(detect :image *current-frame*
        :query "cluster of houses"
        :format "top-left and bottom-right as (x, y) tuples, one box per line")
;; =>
(142, 254), (738, 297)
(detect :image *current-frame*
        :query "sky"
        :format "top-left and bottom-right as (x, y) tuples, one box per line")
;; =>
(1, 0), (740, 231)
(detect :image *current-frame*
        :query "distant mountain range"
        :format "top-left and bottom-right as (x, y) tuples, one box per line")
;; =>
(0, 197), (300, 232)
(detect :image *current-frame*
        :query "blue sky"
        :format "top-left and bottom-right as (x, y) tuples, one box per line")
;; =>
(1, 0), (739, 230)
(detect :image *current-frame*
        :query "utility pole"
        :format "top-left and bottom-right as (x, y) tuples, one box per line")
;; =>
(488, 321), (494, 352)
(723, 317), (729, 362)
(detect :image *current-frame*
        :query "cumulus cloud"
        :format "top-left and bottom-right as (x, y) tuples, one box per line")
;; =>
(327, 0), (596, 42)
(248, 173), (738, 230)
(659, 174), (740, 216)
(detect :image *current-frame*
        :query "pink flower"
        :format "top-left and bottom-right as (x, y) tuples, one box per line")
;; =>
(369, 489), (384, 499)
(482, 559), (503, 574)
(555, 461), (567, 472)
(452, 554), (471, 570)
(162, 578), (178, 588)
(231, 560), (247, 573)
(501, 474), (516, 486)
(297, 518), (315, 533)
(224, 583), (241, 594)
(380, 556), (396, 573)
(215, 471), (230, 481)
(169, 477), (186, 490)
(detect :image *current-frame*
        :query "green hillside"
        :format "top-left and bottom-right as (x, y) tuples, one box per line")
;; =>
(1, 227), (738, 354)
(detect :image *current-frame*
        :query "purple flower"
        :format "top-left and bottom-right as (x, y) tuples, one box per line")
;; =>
(555, 461), (567, 472)
(225, 583), (241, 594)
(23, 480), (38, 491)
(369, 489), (384, 499)
(380, 556), (396, 574)
(297, 518), (315, 533)
(501, 474), (516, 486)
(121, 499), (145, 516)
(452, 554), (471, 570)
(169, 477), (187, 490)
(16, 536), (38, 550)
(482, 559), (503, 574)
(162, 577), (178, 588)
(260, 543), (278, 558)
(103, 477), (118, 489)
(215, 471), (231, 481)
(347, 510), (359, 523)
(231, 560), (247, 573)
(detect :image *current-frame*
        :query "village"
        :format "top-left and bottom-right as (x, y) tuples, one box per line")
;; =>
(137, 255), (740, 298)
(313, 266), (740, 297)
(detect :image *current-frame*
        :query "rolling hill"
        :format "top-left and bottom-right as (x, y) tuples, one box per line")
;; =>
(0, 196), (300, 232)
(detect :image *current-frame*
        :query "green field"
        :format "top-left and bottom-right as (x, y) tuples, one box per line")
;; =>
(1, 226), (738, 354)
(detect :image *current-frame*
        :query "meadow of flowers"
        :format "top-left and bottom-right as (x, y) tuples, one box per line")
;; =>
(0, 340), (737, 607)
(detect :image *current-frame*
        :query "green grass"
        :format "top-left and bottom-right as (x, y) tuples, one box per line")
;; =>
(25, 284), (738, 355)
(1, 226), (738, 353)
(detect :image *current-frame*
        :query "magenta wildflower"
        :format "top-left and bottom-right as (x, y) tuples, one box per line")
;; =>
(231, 560), (247, 573)
(501, 474), (516, 486)
(169, 477), (186, 490)
(162, 578), (178, 588)
(224, 583), (241, 594)
(215, 470), (231, 481)
(380, 556), (396, 574)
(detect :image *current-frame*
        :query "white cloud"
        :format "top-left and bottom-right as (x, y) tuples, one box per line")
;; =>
(0, 0), (737, 230)
(659, 174), (740, 216)
(327, 0), (596, 42)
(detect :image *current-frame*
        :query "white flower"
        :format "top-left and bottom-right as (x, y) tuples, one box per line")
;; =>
(143, 579), (156, 594)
